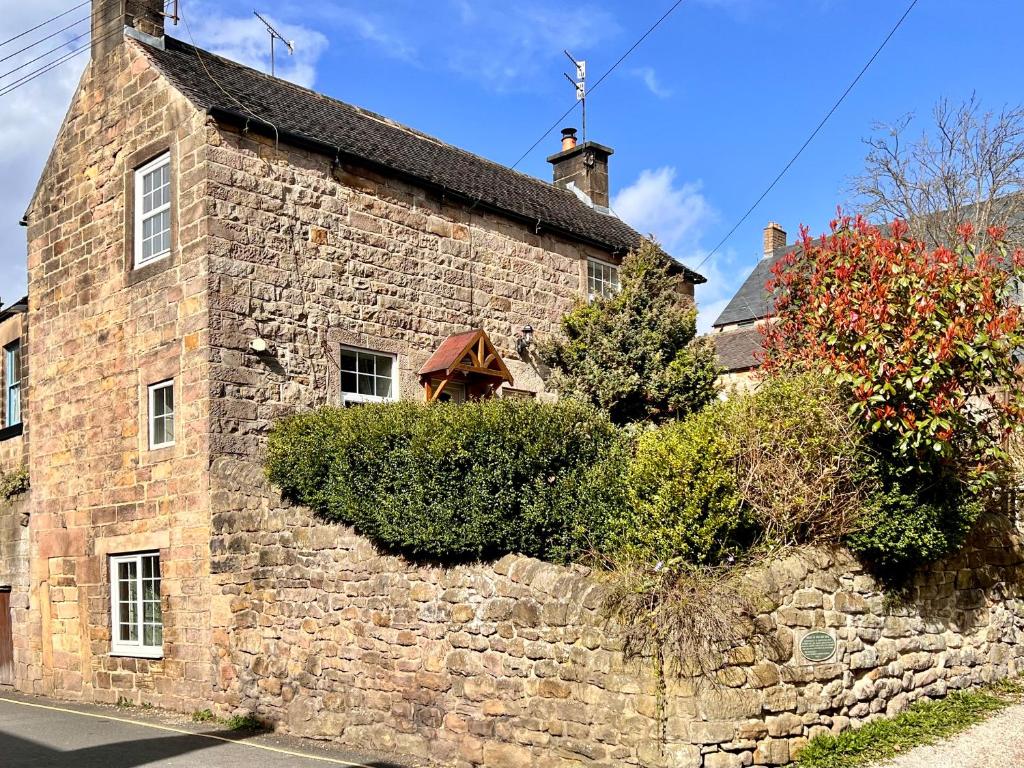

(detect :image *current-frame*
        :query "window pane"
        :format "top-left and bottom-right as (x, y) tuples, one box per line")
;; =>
(151, 384), (174, 446)
(375, 376), (392, 398)
(358, 373), (374, 396)
(341, 350), (357, 372)
(341, 370), (357, 393)
(357, 354), (374, 375)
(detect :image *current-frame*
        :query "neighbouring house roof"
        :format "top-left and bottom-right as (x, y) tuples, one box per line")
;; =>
(712, 245), (797, 328)
(140, 36), (705, 285)
(0, 295), (27, 323)
(713, 326), (763, 373)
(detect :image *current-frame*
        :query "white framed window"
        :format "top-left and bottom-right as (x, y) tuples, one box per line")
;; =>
(4, 341), (20, 428)
(587, 258), (620, 301)
(148, 380), (174, 449)
(340, 347), (398, 404)
(134, 153), (171, 267)
(110, 552), (163, 658)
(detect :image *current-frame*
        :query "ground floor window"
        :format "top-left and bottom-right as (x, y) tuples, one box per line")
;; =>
(340, 347), (397, 404)
(109, 552), (163, 658)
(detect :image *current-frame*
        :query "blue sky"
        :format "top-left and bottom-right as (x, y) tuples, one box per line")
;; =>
(2, 0), (1023, 330)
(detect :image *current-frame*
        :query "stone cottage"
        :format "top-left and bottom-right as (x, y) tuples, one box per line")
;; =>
(7, 0), (705, 714)
(0, 295), (28, 685)
(711, 222), (794, 390)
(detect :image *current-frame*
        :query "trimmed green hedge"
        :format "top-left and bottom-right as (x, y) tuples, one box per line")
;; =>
(266, 399), (627, 563)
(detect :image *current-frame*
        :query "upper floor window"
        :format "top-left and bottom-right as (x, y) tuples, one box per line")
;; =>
(110, 552), (163, 658)
(148, 380), (174, 449)
(588, 258), (620, 301)
(134, 153), (171, 268)
(4, 341), (20, 428)
(341, 347), (397, 404)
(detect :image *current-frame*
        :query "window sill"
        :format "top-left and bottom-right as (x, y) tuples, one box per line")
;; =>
(110, 648), (164, 660)
(0, 423), (23, 441)
(126, 253), (174, 286)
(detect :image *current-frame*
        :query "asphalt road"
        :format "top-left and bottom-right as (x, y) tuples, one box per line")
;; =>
(0, 692), (412, 768)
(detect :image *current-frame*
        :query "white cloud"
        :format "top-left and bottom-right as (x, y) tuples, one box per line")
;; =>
(693, 248), (755, 333)
(299, 0), (617, 93)
(183, 3), (329, 88)
(612, 167), (755, 333)
(612, 167), (716, 255)
(0, 1), (87, 305)
(442, 2), (618, 91)
(631, 66), (672, 98)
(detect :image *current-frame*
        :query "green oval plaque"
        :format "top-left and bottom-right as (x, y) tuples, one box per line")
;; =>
(800, 630), (837, 663)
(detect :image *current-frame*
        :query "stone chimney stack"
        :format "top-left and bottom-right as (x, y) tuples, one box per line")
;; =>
(92, 0), (166, 61)
(763, 221), (786, 258)
(547, 128), (614, 209)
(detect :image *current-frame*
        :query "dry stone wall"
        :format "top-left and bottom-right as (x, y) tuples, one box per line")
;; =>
(209, 457), (1024, 768)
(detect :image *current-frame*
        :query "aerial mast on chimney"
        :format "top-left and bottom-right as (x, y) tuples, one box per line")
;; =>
(254, 11), (294, 77)
(563, 50), (586, 142)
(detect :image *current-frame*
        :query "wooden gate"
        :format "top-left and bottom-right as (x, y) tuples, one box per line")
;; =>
(0, 588), (12, 685)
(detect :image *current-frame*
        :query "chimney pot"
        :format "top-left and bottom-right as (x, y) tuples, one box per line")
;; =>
(547, 131), (614, 209)
(763, 221), (786, 258)
(560, 127), (578, 152)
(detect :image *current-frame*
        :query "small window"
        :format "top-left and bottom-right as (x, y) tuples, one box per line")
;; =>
(340, 348), (397, 404)
(110, 552), (163, 658)
(134, 153), (171, 267)
(148, 380), (174, 449)
(587, 258), (620, 301)
(4, 341), (20, 428)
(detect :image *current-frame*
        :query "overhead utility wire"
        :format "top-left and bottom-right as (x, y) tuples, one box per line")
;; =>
(692, 0), (920, 272)
(0, 41), (91, 97)
(0, 0), (176, 99)
(508, 0), (686, 171)
(0, 0), (89, 49)
(0, 27), (92, 81)
(0, 16), (90, 64)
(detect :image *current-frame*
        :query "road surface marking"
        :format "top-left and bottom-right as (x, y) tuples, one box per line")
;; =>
(0, 695), (375, 767)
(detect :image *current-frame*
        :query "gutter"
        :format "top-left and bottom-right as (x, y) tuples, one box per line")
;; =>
(207, 106), (706, 285)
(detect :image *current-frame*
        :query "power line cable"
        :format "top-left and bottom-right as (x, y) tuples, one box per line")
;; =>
(178, 5), (280, 146)
(508, 0), (686, 171)
(691, 0), (919, 273)
(0, 1), (89, 49)
(0, 1), (175, 99)
(0, 27), (91, 82)
(0, 16), (90, 64)
(0, 39), (93, 97)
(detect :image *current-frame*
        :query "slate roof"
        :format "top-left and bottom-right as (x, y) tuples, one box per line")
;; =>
(712, 244), (797, 328)
(0, 295), (27, 323)
(140, 36), (705, 284)
(713, 326), (763, 372)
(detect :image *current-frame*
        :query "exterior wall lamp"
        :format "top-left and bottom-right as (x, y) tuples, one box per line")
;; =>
(516, 325), (534, 357)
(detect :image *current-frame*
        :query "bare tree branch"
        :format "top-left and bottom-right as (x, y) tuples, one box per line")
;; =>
(851, 94), (1024, 250)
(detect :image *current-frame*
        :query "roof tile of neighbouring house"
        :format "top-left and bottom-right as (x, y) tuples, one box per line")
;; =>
(713, 326), (764, 372)
(140, 36), (705, 284)
(712, 245), (798, 327)
(0, 295), (28, 323)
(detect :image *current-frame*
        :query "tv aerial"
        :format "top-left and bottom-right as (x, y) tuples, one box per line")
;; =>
(254, 11), (294, 77)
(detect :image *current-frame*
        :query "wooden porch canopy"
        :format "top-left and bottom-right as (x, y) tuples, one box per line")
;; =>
(418, 329), (514, 402)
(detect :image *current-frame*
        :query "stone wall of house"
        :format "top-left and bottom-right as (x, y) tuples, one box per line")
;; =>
(19, 39), (214, 708)
(202, 127), (692, 457)
(208, 457), (1024, 768)
(0, 307), (27, 476)
(0, 493), (30, 683)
